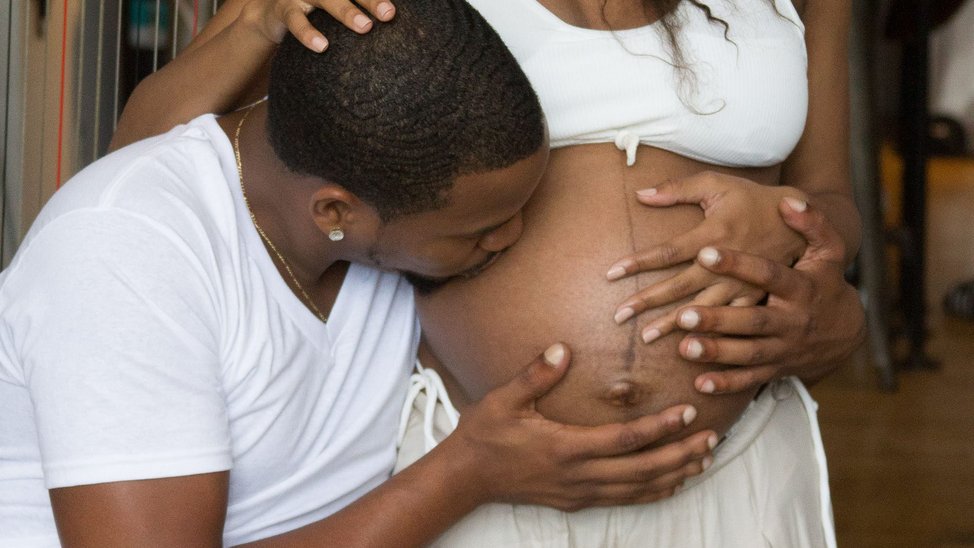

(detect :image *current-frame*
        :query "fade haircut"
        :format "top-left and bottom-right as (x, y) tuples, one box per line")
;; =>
(267, 1), (545, 222)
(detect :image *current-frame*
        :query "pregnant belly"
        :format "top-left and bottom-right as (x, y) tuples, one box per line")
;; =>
(416, 144), (780, 440)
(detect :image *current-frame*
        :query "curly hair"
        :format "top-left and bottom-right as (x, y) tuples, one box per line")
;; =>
(267, 1), (544, 221)
(608, 0), (790, 110)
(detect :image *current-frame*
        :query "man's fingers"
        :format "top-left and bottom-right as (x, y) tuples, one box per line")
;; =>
(676, 305), (789, 337)
(696, 246), (809, 300)
(549, 430), (716, 510)
(575, 443), (714, 508)
(563, 405), (699, 459)
(490, 344), (571, 410)
(639, 282), (743, 344)
(695, 365), (780, 395)
(679, 335), (789, 367)
(779, 198), (846, 264)
(580, 429), (716, 483)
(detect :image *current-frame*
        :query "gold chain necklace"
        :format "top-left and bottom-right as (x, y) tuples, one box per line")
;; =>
(233, 106), (328, 323)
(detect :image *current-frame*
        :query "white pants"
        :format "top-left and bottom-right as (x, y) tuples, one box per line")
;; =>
(395, 365), (837, 548)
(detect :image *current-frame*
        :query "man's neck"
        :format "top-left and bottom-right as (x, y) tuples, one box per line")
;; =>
(218, 103), (344, 297)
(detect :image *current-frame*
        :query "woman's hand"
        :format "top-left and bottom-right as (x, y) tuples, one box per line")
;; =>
(241, 0), (396, 52)
(608, 171), (811, 343)
(672, 199), (865, 394)
(111, 0), (397, 150)
(445, 343), (718, 510)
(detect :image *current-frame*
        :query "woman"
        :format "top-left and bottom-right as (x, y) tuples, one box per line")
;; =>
(113, 0), (863, 545)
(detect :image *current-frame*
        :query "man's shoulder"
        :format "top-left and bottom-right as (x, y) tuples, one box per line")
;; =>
(3, 115), (240, 294)
(36, 115), (234, 236)
(71, 114), (229, 204)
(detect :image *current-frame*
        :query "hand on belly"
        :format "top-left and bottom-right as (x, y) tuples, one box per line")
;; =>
(415, 145), (767, 441)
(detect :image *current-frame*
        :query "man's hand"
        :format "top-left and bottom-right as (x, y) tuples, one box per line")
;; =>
(607, 172), (809, 343)
(240, 0), (396, 52)
(46, 345), (717, 548)
(671, 199), (866, 394)
(443, 343), (718, 512)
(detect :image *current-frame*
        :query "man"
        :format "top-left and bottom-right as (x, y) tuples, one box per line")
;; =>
(0, 2), (712, 546)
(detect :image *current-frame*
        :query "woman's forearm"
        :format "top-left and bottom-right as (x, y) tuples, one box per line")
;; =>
(110, 2), (275, 151)
(787, 0), (859, 264)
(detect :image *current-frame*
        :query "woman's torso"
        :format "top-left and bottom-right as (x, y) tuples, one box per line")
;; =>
(416, 0), (808, 440)
(470, 0), (808, 166)
(418, 145), (779, 438)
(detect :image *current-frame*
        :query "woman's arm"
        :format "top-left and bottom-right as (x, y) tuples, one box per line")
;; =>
(781, 0), (860, 261)
(624, 0), (859, 265)
(110, 0), (395, 151)
(50, 346), (715, 547)
(606, 0), (863, 389)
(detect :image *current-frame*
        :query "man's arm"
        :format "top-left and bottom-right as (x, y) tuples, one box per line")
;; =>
(51, 474), (229, 547)
(674, 200), (866, 393)
(50, 346), (716, 547)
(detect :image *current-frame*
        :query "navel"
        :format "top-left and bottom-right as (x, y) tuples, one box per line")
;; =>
(603, 380), (642, 408)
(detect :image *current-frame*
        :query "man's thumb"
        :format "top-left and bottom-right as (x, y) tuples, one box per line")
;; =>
(498, 343), (571, 409)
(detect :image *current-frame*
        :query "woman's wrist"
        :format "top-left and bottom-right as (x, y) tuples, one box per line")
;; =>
(235, 0), (288, 49)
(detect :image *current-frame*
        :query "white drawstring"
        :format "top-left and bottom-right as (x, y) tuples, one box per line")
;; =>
(397, 362), (461, 453)
(614, 130), (641, 166)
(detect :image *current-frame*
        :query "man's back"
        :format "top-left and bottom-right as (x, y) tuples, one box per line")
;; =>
(0, 115), (419, 546)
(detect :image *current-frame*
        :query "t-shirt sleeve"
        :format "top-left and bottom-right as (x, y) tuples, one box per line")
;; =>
(2, 209), (232, 489)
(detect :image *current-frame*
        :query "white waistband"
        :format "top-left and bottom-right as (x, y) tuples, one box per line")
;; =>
(397, 366), (834, 547)
(396, 362), (461, 453)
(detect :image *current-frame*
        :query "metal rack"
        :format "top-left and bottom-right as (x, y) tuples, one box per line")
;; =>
(1, 1), (220, 267)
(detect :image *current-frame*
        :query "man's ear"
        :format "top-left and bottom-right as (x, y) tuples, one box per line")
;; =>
(309, 185), (377, 237)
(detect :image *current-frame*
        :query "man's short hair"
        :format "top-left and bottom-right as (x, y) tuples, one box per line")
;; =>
(267, 1), (545, 221)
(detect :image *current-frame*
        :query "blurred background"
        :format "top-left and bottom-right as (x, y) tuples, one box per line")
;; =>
(0, 1), (972, 546)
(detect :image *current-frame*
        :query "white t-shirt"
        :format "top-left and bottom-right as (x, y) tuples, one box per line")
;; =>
(0, 115), (420, 547)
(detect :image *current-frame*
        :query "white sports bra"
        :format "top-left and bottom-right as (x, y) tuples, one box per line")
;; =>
(467, 0), (809, 168)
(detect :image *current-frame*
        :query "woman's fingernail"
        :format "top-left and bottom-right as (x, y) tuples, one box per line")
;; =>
(377, 2), (394, 18)
(685, 339), (704, 359)
(311, 36), (328, 52)
(354, 13), (373, 29)
(699, 379), (716, 394)
(702, 455), (714, 471)
(707, 433), (719, 450)
(544, 343), (566, 367)
(682, 406), (698, 426)
(642, 327), (662, 344)
(679, 310), (700, 329)
(698, 247), (720, 267)
(614, 307), (635, 324)
(784, 196), (807, 212)
(606, 265), (627, 280)
(636, 187), (658, 198)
